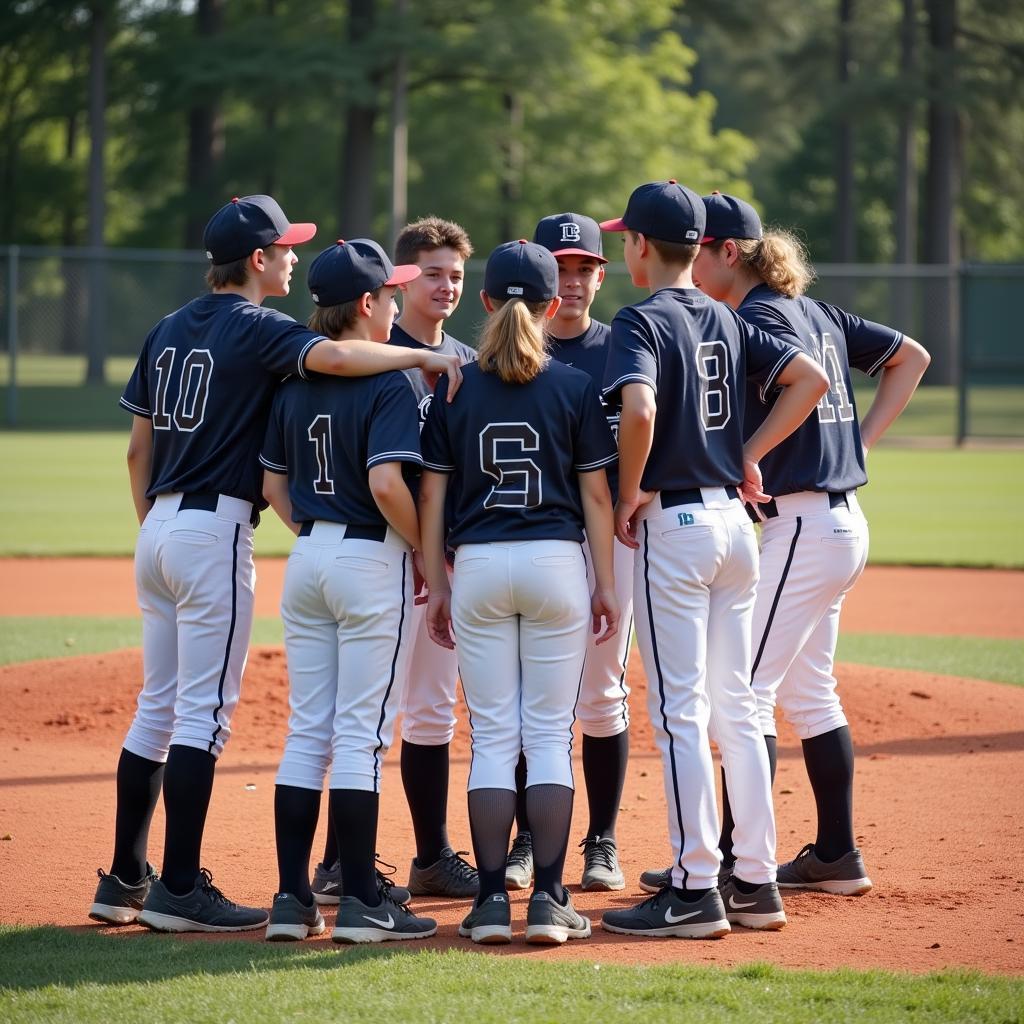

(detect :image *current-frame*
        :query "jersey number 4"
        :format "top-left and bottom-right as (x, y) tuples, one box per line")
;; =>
(814, 333), (855, 423)
(696, 341), (731, 431)
(152, 347), (213, 432)
(479, 423), (542, 509)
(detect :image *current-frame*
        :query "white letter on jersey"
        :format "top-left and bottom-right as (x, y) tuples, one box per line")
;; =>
(696, 341), (731, 431)
(479, 422), (542, 509)
(814, 333), (855, 424)
(307, 414), (335, 495)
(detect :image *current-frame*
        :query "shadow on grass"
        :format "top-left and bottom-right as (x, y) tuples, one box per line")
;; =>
(0, 925), (409, 991)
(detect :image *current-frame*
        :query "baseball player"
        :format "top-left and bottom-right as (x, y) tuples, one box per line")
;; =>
(689, 193), (930, 894)
(596, 181), (829, 939)
(419, 240), (619, 944)
(310, 217), (479, 904)
(503, 213), (634, 894)
(260, 238), (437, 943)
(88, 195), (464, 933)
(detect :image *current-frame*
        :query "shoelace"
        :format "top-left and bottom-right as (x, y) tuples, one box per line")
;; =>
(197, 867), (233, 906)
(580, 836), (617, 871)
(442, 850), (478, 881)
(507, 834), (532, 868)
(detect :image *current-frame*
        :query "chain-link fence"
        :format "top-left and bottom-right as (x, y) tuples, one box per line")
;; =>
(2, 245), (1021, 441)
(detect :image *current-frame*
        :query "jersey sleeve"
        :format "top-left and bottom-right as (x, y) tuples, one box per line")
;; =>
(258, 392), (288, 475)
(256, 307), (326, 380)
(419, 379), (456, 473)
(120, 336), (153, 417)
(818, 302), (903, 377)
(602, 306), (658, 406)
(366, 373), (424, 470)
(735, 307), (801, 402)
(573, 379), (619, 473)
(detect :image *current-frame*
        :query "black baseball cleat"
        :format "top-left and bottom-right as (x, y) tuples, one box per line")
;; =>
(138, 868), (269, 933)
(332, 891), (437, 944)
(89, 863), (157, 925)
(265, 892), (326, 941)
(602, 886), (730, 939)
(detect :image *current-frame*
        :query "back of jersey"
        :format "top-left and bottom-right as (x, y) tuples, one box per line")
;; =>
(120, 293), (322, 505)
(602, 288), (798, 492)
(739, 285), (903, 495)
(420, 361), (617, 547)
(260, 371), (422, 527)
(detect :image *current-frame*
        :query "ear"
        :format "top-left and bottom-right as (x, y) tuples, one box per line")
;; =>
(723, 240), (740, 267)
(357, 291), (374, 318)
(596, 265), (606, 289)
(635, 233), (649, 258)
(544, 296), (562, 320)
(480, 290), (496, 313)
(249, 249), (266, 272)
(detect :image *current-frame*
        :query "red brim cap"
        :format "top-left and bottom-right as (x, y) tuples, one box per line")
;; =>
(700, 235), (716, 243)
(275, 222), (318, 247)
(385, 263), (422, 287)
(549, 247), (608, 263)
(599, 217), (629, 232)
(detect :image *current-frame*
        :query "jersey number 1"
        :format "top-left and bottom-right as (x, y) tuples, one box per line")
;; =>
(479, 423), (542, 509)
(152, 347), (213, 432)
(307, 414), (335, 495)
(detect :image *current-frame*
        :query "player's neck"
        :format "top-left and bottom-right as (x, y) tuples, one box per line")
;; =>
(396, 308), (445, 347)
(212, 280), (270, 305)
(725, 269), (768, 310)
(645, 262), (694, 293)
(546, 311), (592, 341)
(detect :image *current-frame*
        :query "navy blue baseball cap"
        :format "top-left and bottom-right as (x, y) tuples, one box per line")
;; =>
(307, 238), (421, 307)
(701, 191), (763, 243)
(600, 180), (705, 245)
(484, 239), (559, 302)
(203, 195), (317, 265)
(533, 213), (607, 263)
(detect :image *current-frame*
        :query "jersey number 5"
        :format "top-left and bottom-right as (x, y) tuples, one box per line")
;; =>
(696, 341), (731, 431)
(479, 423), (542, 509)
(152, 347), (214, 432)
(814, 333), (855, 423)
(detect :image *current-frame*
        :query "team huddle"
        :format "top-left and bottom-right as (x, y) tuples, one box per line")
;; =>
(88, 181), (930, 946)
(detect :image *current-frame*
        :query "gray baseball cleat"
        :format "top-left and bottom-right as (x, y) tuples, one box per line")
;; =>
(602, 886), (731, 939)
(407, 847), (478, 899)
(312, 858), (411, 906)
(458, 892), (513, 944)
(89, 863), (157, 925)
(265, 892), (326, 941)
(639, 859), (733, 894)
(332, 892), (437, 944)
(720, 876), (787, 930)
(138, 869), (269, 933)
(580, 835), (626, 891)
(776, 843), (873, 895)
(525, 890), (592, 945)
(505, 832), (534, 891)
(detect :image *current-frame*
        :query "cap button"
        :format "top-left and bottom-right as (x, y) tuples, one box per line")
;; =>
(336, 238), (345, 246)
(518, 239), (527, 244)
(231, 197), (240, 203)
(668, 179), (677, 185)
(711, 189), (721, 195)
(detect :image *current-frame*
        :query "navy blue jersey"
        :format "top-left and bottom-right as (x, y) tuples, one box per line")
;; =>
(420, 360), (617, 546)
(548, 319), (621, 502)
(259, 370), (421, 527)
(602, 288), (799, 492)
(738, 284), (903, 494)
(120, 293), (324, 505)
(389, 324), (477, 429)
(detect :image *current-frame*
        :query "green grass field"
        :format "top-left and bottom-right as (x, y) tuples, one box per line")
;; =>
(1, 928), (1020, 1024)
(1, 432), (1022, 564)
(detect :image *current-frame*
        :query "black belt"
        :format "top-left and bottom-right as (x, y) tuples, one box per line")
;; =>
(298, 521), (387, 542)
(660, 485), (739, 510)
(748, 491), (849, 522)
(179, 491), (259, 527)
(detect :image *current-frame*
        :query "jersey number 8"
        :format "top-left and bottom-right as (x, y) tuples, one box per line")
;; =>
(479, 423), (542, 509)
(696, 341), (731, 431)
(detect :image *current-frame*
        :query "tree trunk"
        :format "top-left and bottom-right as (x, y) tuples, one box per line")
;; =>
(61, 107), (84, 355)
(498, 91), (523, 243)
(893, 0), (918, 334)
(262, 0), (277, 196)
(833, 0), (856, 264)
(389, 0), (408, 251)
(85, 1), (107, 385)
(338, 0), (377, 238)
(183, 0), (225, 248)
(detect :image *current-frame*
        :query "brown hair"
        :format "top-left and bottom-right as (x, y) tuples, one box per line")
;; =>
(395, 216), (474, 265)
(307, 287), (382, 338)
(708, 229), (815, 298)
(477, 298), (550, 384)
(628, 230), (699, 269)
(205, 256), (249, 289)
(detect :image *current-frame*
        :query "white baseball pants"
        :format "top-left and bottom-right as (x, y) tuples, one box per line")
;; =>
(751, 491), (869, 740)
(125, 493), (256, 762)
(452, 540), (591, 793)
(275, 522), (413, 793)
(634, 492), (777, 888)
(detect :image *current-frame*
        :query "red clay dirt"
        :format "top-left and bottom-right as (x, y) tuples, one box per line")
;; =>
(0, 564), (1022, 974)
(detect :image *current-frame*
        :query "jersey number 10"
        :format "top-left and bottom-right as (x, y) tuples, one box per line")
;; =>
(152, 347), (214, 432)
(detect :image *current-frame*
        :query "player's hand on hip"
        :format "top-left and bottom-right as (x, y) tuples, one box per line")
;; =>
(412, 550), (429, 605)
(740, 457), (771, 505)
(613, 489), (653, 549)
(426, 589), (456, 649)
(591, 586), (620, 646)
(421, 352), (464, 403)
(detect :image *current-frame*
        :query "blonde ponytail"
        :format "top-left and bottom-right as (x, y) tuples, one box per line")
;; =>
(477, 298), (550, 384)
(734, 229), (815, 298)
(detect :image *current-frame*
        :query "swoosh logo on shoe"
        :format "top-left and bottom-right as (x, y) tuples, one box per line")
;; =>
(664, 908), (701, 924)
(320, 882), (338, 893)
(728, 895), (757, 910)
(364, 913), (394, 929)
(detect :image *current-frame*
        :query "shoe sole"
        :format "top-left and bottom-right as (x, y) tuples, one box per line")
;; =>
(778, 877), (872, 896)
(88, 903), (140, 925)
(726, 910), (787, 930)
(458, 924), (513, 944)
(638, 880), (667, 895)
(332, 924), (437, 944)
(312, 891), (340, 906)
(505, 872), (533, 891)
(525, 918), (592, 945)
(601, 918), (731, 939)
(138, 910), (269, 933)
(581, 875), (625, 892)
(265, 919), (326, 941)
